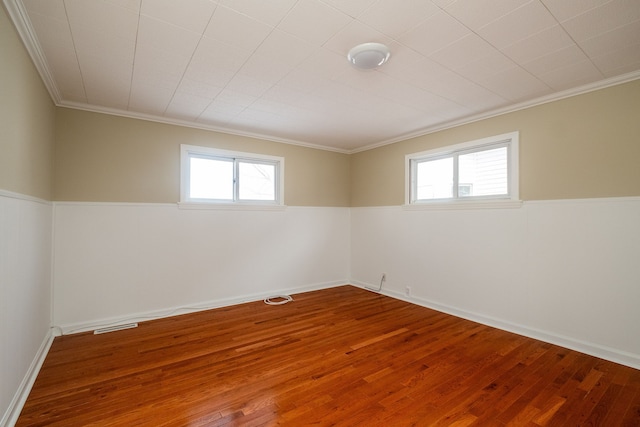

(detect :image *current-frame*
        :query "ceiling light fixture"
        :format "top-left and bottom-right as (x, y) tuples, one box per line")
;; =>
(347, 42), (391, 70)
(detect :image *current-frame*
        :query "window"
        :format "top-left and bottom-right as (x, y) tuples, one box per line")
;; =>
(181, 145), (284, 206)
(406, 132), (519, 206)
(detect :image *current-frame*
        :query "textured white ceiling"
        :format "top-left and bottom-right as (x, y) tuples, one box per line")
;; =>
(7, 0), (640, 152)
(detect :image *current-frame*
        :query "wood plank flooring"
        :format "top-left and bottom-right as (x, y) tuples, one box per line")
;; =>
(17, 286), (640, 426)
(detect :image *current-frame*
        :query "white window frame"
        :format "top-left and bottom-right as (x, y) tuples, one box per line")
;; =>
(405, 131), (521, 209)
(180, 145), (285, 210)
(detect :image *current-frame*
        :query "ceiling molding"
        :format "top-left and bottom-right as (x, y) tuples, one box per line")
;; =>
(4, 0), (351, 155)
(54, 71), (640, 155)
(350, 70), (640, 154)
(60, 70), (640, 155)
(3, 0), (61, 103)
(6, 0), (640, 155)
(58, 101), (352, 154)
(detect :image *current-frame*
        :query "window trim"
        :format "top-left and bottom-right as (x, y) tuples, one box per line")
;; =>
(405, 131), (520, 208)
(180, 145), (285, 209)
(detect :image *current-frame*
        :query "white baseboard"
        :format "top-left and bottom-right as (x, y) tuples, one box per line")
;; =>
(57, 280), (348, 335)
(349, 281), (640, 370)
(1, 329), (55, 427)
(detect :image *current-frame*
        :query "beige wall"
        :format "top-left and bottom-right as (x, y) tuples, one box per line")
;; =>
(54, 108), (351, 206)
(0, 6), (55, 200)
(55, 79), (640, 207)
(351, 79), (640, 206)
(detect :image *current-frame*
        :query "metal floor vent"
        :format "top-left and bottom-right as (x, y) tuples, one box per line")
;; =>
(93, 323), (138, 334)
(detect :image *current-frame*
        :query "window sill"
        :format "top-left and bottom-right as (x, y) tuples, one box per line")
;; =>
(403, 199), (523, 211)
(178, 202), (287, 211)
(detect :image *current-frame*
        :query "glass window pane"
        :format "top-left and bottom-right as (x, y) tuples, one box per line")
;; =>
(238, 161), (276, 201)
(416, 157), (453, 200)
(189, 157), (233, 200)
(458, 147), (508, 197)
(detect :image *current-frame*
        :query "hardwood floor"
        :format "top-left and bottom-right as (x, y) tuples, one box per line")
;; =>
(17, 286), (640, 426)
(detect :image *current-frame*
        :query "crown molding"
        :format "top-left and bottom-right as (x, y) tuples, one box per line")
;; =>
(350, 70), (640, 154)
(3, 0), (350, 154)
(5, 0), (640, 155)
(3, 0), (61, 103)
(57, 101), (352, 154)
(55, 71), (640, 155)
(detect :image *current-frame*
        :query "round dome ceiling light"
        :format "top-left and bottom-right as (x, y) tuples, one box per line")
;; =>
(347, 42), (391, 70)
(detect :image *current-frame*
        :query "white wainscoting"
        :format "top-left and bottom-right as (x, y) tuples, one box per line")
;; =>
(0, 191), (52, 427)
(52, 203), (351, 333)
(351, 197), (640, 369)
(7, 196), (640, 425)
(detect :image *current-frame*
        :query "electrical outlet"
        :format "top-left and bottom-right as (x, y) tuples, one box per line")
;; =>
(405, 286), (411, 297)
